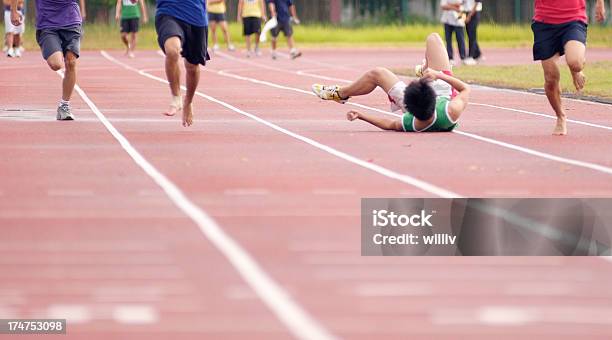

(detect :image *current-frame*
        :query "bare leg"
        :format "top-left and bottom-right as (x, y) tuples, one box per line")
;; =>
(287, 35), (295, 49)
(271, 37), (277, 51)
(564, 40), (586, 92)
(210, 21), (218, 47)
(541, 54), (567, 136)
(245, 35), (251, 53)
(129, 32), (137, 57)
(13, 34), (20, 48)
(220, 21), (233, 48)
(121, 32), (129, 54)
(338, 67), (400, 99)
(163, 37), (182, 116)
(62, 52), (78, 101)
(182, 60), (200, 127)
(6, 33), (14, 51)
(425, 32), (452, 71)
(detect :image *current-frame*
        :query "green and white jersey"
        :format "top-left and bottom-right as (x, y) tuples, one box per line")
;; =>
(121, 0), (141, 20)
(401, 96), (458, 132)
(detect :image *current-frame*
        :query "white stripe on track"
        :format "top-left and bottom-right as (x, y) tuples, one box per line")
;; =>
(112, 51), (460, 198)
(59, 66), (337, 340)
(215, 51), (612, 132)
(210, 60), (612, 177)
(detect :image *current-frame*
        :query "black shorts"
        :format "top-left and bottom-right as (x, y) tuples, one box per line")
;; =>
(155, 14), (210, 66)
(532, 20), (587, 61)
(121, 18), (140, 33)
(208, 12), (226, 22)
(36, 25), (82, 60)
(242, 17), (261, 36)
(271, 20), (293, 38)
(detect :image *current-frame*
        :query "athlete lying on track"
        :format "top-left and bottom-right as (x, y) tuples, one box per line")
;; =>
(312, 33), (470, 133)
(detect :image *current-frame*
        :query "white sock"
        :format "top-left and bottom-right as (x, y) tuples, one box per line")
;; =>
(59, 99), (70, 107)
(290, 48), (298, 54)
(171, 95), (182, 108)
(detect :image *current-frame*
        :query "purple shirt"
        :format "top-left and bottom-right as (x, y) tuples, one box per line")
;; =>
(36, 0), (82, 30)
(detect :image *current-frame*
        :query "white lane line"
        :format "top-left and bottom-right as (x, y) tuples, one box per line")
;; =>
(471, 102), (612, 131)
(224, 188), (270, 196)
(47, 304), (92, 324)
(212, 66), (612, 177)
(104, 50), (460, 199)
(112, 305), (159, 324)
(60, 65), (336, 340)
(216, 52), (612, 131)
(453, 130), (612, 175)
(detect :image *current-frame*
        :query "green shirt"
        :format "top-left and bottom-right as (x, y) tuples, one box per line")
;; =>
(402, 96), (458, 132)
(121, 0), (141, 19)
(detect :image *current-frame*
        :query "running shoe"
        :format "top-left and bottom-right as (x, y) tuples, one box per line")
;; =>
(290, 49), (302, 60)
(462, 57), (477, 66)
(228, 44), (236, 51)
(415, 59), (427, 77)
(213, 44), (220, 52)
(14, 48), (21, 58)
(56, 103), (75, 121)
(271, 51), (277, 60)
(311, 84), (348, 104)
(255, 47), (262, 57)
(6, 48), (15, 58)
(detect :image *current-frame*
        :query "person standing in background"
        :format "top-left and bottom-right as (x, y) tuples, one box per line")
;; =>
(238, 0), (266, 58)
(208, 0), (235, 52)
(266, 0), (301, 60)
(115, 0), (148, 58)
(4, 0), (24, 57)
(440, 0), (475, 65)
(465, 0), (483, 62)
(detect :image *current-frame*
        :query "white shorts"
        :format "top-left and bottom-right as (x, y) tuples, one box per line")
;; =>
(4, 10), (25, 35)
(387, 78), (454, 113)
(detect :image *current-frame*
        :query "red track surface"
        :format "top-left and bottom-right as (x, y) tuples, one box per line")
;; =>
(2, 47), (612, 339)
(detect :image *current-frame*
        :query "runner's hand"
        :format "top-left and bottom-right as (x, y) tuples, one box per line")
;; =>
(421, 69), (440, 81)
(10, 11), (23, 26)
(346, 110), (360, 121)
(143, 16), (149, 24)
(292, 17), (301, 25)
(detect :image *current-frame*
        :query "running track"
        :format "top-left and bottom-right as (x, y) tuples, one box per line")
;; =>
(1, 47), (612, 339)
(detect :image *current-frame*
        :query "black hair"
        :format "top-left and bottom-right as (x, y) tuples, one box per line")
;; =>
(403, 79), (437, 121)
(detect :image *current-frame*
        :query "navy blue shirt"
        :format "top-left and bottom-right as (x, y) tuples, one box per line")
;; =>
(156, 0), (208, 27)
(267, 0), (293, 23)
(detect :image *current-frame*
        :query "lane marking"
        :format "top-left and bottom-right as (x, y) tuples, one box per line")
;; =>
(47, 304), (92, 324)
(216, 51), (612, 131)
(60, 65), (336, 340)
(211, 66), (612, 177)
(103, 50), (460, 199)
(224, 188), (270, 196)
(112, 305), (159, 324)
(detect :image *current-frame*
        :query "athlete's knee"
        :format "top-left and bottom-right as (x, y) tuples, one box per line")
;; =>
(368, 67), (388, 80)
(566, 58), (584, 73)
(184, 61), (198, 73)
(64, 53), (77, 70)
(427, 32), (442, 43)
(165, 43), (181, 61)
(47, 54), (64, 71)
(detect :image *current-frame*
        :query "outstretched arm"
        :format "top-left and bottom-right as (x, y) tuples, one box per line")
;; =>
(347, 110), (404, 132)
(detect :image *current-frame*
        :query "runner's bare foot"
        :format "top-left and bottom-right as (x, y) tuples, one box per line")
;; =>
(571, 71), (586, 93)
(164, 96), (182, 117)
(182, 103), (193, 127)
(553, 116), (567, 136)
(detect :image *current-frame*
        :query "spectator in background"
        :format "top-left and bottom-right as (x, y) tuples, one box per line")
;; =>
(267, 0), (301, 60)
(115, 0), (148, 58)
(238, 0), (266, 58)
(465, 0), (483, 62)
(207, 0), (235, 52)
(4, 0), (24, 57)
(440, 0), (475, 65)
